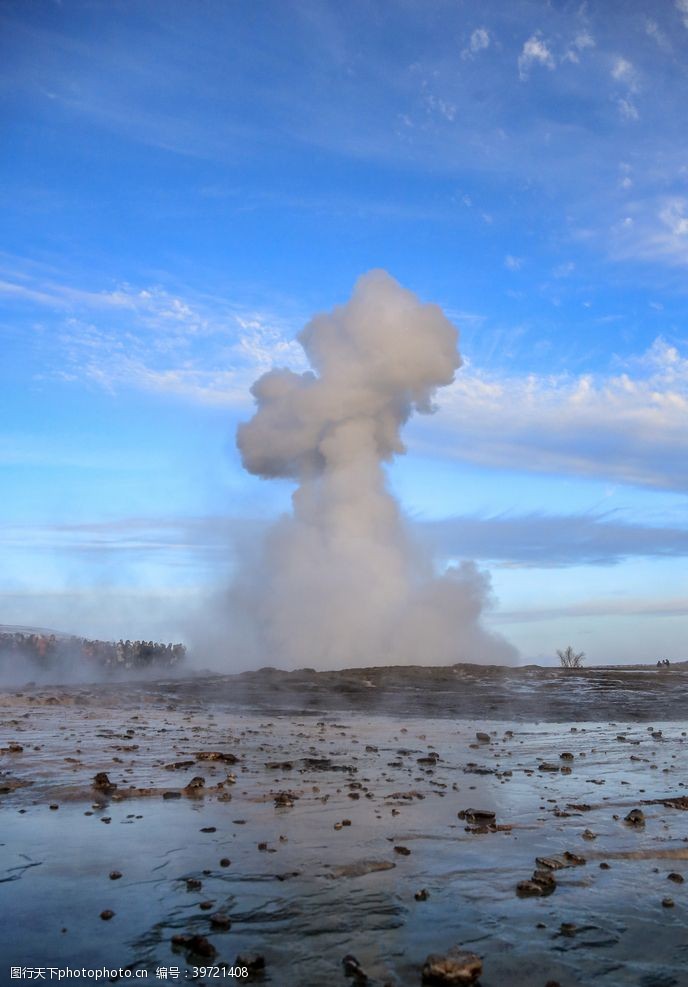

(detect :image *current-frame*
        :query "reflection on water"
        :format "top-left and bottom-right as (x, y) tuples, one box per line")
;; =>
(0, 677), (686, 985)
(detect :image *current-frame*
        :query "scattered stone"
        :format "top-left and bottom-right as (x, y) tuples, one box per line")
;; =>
(235, 953), (265, 974)
(538, 762), (560, 772)
(219, 858), (231, 867)
(172, 934), (217, 958)
(109, 871), (122, 880)
(415, 888), (429, 901)
(99, 910), (114, 921)
(194, 751), (239, 764)
(342, 954), (368, 982)
(667, 872), (684, 883)
(394, 845), (411, 856)
(662, 897), (675, 907)
(624, 808), (645, 826)
(559, 752), (574, 760)
(209, 912), (232, 929)
(458, 808), (496, 824)
(475, 732), (490, 743)
(517, 869), (557, 897)
(421, 946), (482, 985)
(162, 791), (181, 799)
(200, 826), (216, 833)
(92, 772), (117, 794)
(274, 791), (297, 807)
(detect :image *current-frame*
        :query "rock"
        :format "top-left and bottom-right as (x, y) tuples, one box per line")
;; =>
(517, 870), (557, 897)
(209, 912), (232, 929)
(274, 791), (297, 807)
(109, 871), (122, 880)
(475, 732), (491, 742)
(162, 790), (181, 799)
(200, 826), (216, 833)
(667, 872), (684, 883)
(421, 947), (482, 985)
(342, 954), (368, 982)
(415, 888), (429, 901)
(662, 897), (675, 907)
(538, 762), (560, 772)
(100, 910), (114, 921)
(235, 953), (265, 974)
(184, 776), (206, 791)
(624, 808), (645, 826)
(219, 858), (231, 867)
(93, 772), (117, 794)
(194, 751), (239, 764)
(172, 934), (217, 958)
(394, 845), (411, 855)
(458, 808), (496, 824)
(581, 829), (596, 840)
(559, 752), (574, 760)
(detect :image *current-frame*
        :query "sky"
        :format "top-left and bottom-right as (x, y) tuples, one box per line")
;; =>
(1, 0), (687, 666)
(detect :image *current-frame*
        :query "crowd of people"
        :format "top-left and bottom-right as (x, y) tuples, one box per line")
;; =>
(0, 631), (186, 673)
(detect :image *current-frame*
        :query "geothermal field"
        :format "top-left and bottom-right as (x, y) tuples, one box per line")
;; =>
(1, 666), (687, 986)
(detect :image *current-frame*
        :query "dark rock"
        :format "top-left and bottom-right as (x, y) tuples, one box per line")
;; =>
(194, 751), (239, 764)
(668, 872), (684, 883)
(235, 953), (265, 974)
(517, 870), (557, 897)
(342, 954), (368, 982)
(172, 934), (217, 958)
(415, 888), (429, 901)
(624, 808), (645, 826)
(100, 910), (114, 921)
(394, 845), (411, 855)
(421, 947), (482, 985)
(93, 772), (117, 794)
(209, 912), (232, 929)
(109, 871), (122, 880)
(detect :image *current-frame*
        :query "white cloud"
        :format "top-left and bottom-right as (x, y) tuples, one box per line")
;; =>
(553, 261), (575, 277)
(518, 33), (555, 80)
(563, 30), (595, 63)
(420, 337), (688, 493)
(611, 57), (634, 82)
(504, 254), (523, 270)
(461, 27), (490, 60)
(617, 97), (639, 121)
(677, 0), (688, 29)
(645, 18), (671, 50)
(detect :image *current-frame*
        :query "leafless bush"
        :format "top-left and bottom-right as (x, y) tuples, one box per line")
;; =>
(557, 645), (585, 669)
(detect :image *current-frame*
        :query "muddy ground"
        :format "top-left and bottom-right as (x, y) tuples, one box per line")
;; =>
(1, 667), (687, 986)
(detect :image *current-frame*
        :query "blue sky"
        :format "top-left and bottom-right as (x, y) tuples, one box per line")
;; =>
(1, 0), (687, 664)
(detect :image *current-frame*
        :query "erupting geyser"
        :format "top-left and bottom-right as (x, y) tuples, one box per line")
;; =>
(233, 270), (517, 668)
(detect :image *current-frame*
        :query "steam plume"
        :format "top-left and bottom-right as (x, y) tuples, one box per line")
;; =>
(232, 270), (517, 668)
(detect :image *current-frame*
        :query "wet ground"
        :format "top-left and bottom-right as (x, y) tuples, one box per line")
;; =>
(1, 669), (687, 986)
